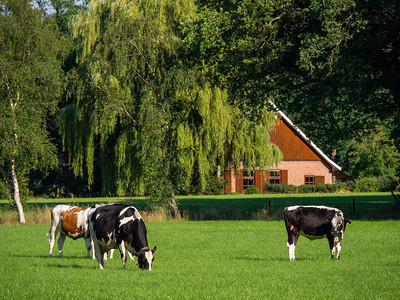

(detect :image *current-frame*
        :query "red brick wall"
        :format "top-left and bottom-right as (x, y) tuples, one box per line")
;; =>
(274, 161), (333, 186)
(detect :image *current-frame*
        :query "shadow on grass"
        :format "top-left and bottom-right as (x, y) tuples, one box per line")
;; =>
(47, 263), (91, 269)
(235, 256), (325, 262)
(11, 254), (92, 260)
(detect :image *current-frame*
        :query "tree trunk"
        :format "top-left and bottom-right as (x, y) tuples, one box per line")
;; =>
(169, 193), (180, 219)
(10, 158), (25, 224)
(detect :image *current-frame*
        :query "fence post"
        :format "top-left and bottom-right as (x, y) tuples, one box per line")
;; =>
(267, 199), (271, 215)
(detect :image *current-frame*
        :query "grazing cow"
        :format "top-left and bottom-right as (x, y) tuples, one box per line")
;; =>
(283, 206), (351, 260)
(89, 204), (156, 270)
(47, 205), (92, 258)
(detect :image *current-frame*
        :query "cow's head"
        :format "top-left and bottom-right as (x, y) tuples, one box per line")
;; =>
(328, 211), (351, 235)
(133, 246), (157, 271)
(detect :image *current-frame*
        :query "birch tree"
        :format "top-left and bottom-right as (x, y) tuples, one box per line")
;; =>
(0, 0), (63, 223)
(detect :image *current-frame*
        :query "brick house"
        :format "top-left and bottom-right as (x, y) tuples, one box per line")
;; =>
(223, 102), (341, 193)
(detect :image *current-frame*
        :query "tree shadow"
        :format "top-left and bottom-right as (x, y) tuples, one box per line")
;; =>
(235, 256), (319, 262)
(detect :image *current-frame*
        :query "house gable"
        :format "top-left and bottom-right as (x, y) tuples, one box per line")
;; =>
(268, 101), (341, 172)
(270, 117), (321, 161)
(223, 102), (341, 193)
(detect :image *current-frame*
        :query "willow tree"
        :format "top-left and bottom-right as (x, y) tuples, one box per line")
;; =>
(0, 0), (63, 223)
(138, 69), (281, 215)
(61, 0), (281, 213)
(59, 0), (196, 196)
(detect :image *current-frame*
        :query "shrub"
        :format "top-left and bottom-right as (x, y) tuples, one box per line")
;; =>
(297, 184), (317, 193)
(355, 177), (377, 192)
(244, 187), (260, 194)
(326, 184), (339, 193)
(375, 175), (399, 192)
(316, 184), (328, 193)
(263, 183), (296, 194)
(0, 181), (10, 200)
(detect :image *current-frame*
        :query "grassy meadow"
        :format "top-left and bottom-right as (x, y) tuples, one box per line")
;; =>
(0, 193), (399, 298)
(0, 220), (399, 299)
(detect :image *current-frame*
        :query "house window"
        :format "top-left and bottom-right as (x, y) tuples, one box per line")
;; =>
(269, 170), (280, 184)
(305, 176), (315, 185)
(243, 170), (254, 190)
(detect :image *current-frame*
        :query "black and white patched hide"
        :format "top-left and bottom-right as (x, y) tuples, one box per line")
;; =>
(283, 205), (351, 260)
(89, 204), (156, 270)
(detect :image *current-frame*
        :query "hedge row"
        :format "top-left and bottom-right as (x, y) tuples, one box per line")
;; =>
(263, 183), (341, 194)
(262, 175), (399, 194)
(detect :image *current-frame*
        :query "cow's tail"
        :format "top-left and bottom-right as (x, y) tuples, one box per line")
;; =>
(46, 208), (55, 236)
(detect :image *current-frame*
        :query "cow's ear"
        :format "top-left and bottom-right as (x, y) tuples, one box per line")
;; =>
(152, 246), (157, 254)
(345, 219), (351, 225)
(326, 218), (331, 223)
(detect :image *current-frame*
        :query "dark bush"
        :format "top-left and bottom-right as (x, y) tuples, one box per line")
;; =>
(297, 185), (317, 193)
(355, 177), (377, 192)
(375, 175), (399, 192)
(316, 184), (328, 193)
(0, 181), (10, 200)
(244, 187), (260, 194)
(263, 183), (296, 194)
(326, 184), (339, 193)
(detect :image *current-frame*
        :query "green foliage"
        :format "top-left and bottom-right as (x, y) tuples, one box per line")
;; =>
(0, 0), (64, 203)
(263, 183), (297, 194)
(297, 185), (317, 193)
(244, 187), (260, 194)
(61, 0), (282, 204)
(0, 181), (10, 200)
(375, 175), (399, 192)
(354, 177), (377, 192)
(349, 127), (400, 178)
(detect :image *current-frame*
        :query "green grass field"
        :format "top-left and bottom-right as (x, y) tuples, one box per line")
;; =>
(1, 220), (399, 299)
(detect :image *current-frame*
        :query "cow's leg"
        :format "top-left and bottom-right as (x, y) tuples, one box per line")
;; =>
(335, 236), (342, 259)
(48, 227), (58, 258)
(328, 236), (335, 259)
(57, 232), (67, 257)
(48, 214), (60, 258)
(90, 239), (96, 260)
(93, 242), (105, 269)
(119, 243), (127, 270)
(109, 249), (115, 259)
(84, 238), (92, 258)
(287, 234), (298, 261)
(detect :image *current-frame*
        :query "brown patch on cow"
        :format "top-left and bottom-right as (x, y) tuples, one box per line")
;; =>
(134, 209), (142, 220)
(61, 207), (87, 237)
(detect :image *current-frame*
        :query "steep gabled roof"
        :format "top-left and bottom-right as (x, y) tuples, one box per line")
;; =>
(269, 101), (341, 171)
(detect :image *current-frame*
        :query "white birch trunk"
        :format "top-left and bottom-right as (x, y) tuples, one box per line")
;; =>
(11, 158), (25, 224)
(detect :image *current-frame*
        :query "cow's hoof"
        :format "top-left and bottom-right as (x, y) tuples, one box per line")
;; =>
(48, 254), (52, 258)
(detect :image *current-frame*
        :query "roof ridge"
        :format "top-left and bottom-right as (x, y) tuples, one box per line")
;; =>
(268, 100), (341, 171)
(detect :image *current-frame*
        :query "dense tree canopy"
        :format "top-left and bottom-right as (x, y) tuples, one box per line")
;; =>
(59, 0), (281, 204)
(0, 0), (65, 222)
(1, 0), (399, 210)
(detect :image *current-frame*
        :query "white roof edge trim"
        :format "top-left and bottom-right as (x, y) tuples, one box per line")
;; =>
(268, 100), (342, 171)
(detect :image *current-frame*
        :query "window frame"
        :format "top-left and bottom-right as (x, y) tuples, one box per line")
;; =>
(242, 169), (254, 190)
(305, 176), (315, 185)
(269, 169), (281, 184)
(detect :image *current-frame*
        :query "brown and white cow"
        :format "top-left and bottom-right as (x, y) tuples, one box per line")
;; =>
(283, 205), (351, 260)
(47, 205), (93, 258)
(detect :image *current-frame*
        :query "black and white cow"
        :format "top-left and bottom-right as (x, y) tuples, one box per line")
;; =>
(283, 206), (351, 260)
(89, 204), (156, 270)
